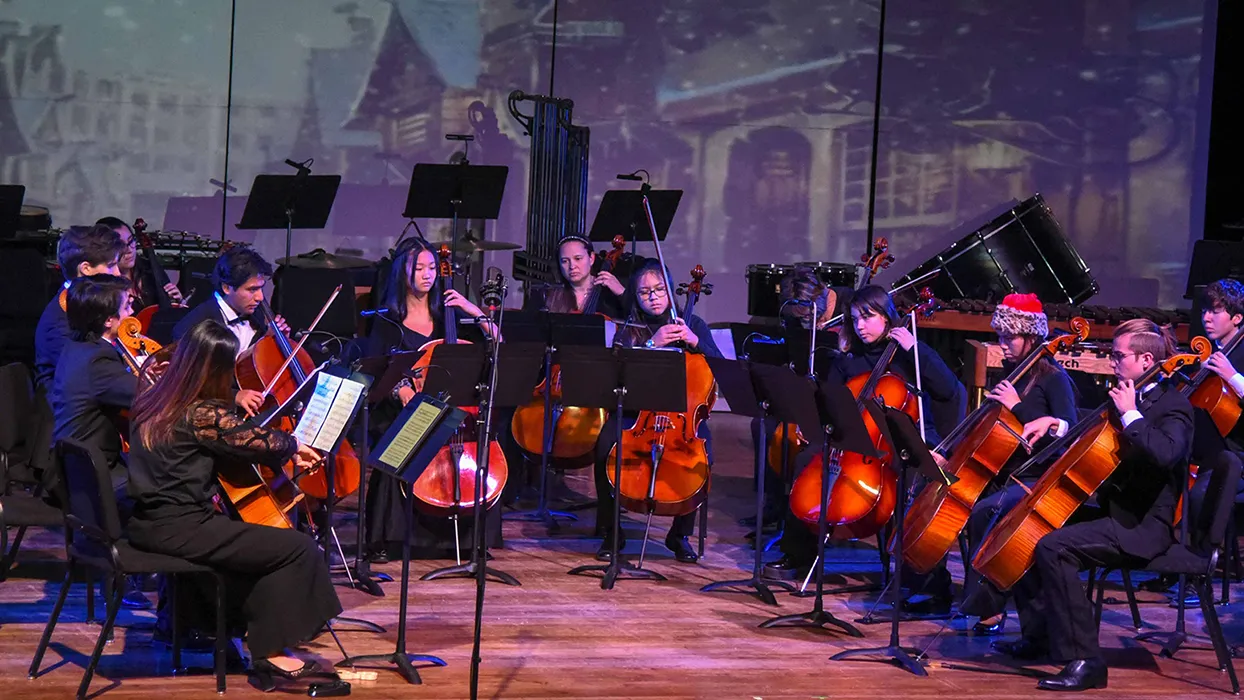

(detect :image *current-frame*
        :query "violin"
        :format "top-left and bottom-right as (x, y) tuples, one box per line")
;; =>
(767, 239), (895, 474)
(130, 218), (185, 333)
(902, 317), (1091, 574)
(972, 337), (1212, 591)
(410, 244), (509, 517)
(508, 235), (625, 467)
(787, 289), (937, 541)
(234, 289), (363, 501)
(607, 265), (716, 520)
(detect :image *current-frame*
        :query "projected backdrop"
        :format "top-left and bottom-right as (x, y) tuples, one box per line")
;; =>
(0, 0), (1213, 318)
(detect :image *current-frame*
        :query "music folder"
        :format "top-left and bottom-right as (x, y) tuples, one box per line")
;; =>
(370, 393), (468, 484)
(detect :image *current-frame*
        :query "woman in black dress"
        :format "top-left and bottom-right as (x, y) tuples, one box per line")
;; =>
(365, 237), (501, 560)
(125, 318), (341, 687)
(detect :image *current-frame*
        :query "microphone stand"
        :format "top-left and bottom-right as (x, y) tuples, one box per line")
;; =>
(280, 158), (311, 319)
(469, 285), (505, 700)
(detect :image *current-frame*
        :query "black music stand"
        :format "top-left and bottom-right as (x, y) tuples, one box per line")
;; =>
(402, 164), (509, 289)
(699, 359), (799, 605)
(830, 406), (950, 676)
(562, 347), (688, 589)
(236, 173), (340, 316)
(503, 311), (607, 531)
(0, 184), (24, 239)
(349, 350), (426, 594)
(338, 393), (462, 684)
(759, 377), (875, 637)
(587, 188), (682, 259)
(418, 341), (543, 586)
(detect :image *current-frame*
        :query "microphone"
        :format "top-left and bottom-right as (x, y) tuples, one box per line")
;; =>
(481, 267), (505, 310)
(285, 158), (311, 172)
(616, 173), (643, 181)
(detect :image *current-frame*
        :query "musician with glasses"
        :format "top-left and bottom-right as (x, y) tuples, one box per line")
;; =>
(592, 260), (721, 564)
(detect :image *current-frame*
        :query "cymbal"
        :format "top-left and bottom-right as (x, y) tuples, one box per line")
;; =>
(451, 238), (522, 253)
(277, 248), (374, 269)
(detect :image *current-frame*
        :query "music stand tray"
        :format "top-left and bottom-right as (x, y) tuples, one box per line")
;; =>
(587, 189), (682, 243)
(402, 164), (509, 220)
(237, 174), (340, 231)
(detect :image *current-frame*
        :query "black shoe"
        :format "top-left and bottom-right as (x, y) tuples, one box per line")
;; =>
(1167, 588), (1202, 608)
(1037, 658), (1108, 691)
(1138, 574), (1178, 593)
(367, 549), (389, 565)
(249, 658), (318, 693)
(121, 576), (152, 610)
(141, 573), (161, 592)
(971, 612), (1008, 636)
(901, 594), (952, 616)
(992, 638), (1049, 661)
(763, 555), (809, 581)
(664, 534), (698, 564)
(596, 531), (626, 561)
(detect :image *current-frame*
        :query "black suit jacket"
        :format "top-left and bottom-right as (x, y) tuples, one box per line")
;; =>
(172, 295), (268, 344)
(34, 292), (69, 392)
(51, 338), (138, 470)
(1221, 339), (1244, 454)
(1098, 381), (1193, 558)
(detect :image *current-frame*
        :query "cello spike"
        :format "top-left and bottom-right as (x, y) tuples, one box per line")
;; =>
(639, 512), (656, 568)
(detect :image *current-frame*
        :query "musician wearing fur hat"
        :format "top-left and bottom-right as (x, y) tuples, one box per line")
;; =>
(940, 294), (1082, 632)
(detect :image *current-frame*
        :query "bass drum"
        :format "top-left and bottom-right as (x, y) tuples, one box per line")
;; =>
(746, 263), (793, 317)
(893, 194), (1098, 305)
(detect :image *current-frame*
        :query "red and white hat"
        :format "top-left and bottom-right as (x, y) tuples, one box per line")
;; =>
(991, 293), (1048, 338)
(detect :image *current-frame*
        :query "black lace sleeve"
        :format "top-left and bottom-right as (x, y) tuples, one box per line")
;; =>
(188, 400), (299, 467)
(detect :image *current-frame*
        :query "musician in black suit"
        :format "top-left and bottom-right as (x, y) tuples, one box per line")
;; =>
(1198, 279), (1244, 452)
(172, 246), (290, 417)
(51, 273), (151, 609)
(993, 319), (1193, 692)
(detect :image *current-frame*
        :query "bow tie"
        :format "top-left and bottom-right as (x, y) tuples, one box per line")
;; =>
(227, 315), (252, 327)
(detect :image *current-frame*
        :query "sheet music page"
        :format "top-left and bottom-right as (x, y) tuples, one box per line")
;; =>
(378, 400), (444, 469)
(313, 377), (365, 451)
(292, 373), (341, 446)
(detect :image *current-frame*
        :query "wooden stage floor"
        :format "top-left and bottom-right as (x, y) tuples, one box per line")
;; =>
(2, 414), (1242, 698)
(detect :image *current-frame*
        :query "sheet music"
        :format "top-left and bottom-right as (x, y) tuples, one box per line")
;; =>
(378, 400), (444, 469)
(292, 373), (366, 452)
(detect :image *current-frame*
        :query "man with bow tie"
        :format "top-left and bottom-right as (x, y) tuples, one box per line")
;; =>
(990, 318), (1194, 691)
(172, 246), (290, 417)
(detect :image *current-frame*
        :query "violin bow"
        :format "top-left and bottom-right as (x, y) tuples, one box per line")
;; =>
(258, 284), (343, 401)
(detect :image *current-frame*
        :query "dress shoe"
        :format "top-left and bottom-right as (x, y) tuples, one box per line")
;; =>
(762, 555), (809, 581)
(1037, 658), (1108, 691)
(991, 638), (1049, 661)
(121, 575), (152, 610)
(664, 534), (698, 563)
(900, 594), (952, 616)
(596, 531), (626, 561)
(1167, 587), (1202, 608)
(249, 657), (318, 693)
(366, 548), (389, 565)
(1138, 573), (1178, 593)
(971, 612), (1007, 636)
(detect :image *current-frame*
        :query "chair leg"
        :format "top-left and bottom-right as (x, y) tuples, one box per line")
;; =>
(85, 572), (95, 623)
(1199, 579), (1240, 694)
(0, 525), (30, 582)
(1093, 570), (1107, 632)
(28, 563), (74, 678)
(214, 574), (227, 693)
(697, 500), (707, 558)
(170, 574), (182, 671)
(1120, 570), (1142, 630)
(77, 575), (123, 699)
(1085, 567), (1097, 602)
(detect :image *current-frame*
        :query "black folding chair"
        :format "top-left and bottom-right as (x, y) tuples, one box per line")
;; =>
(28, 440), (229, 698)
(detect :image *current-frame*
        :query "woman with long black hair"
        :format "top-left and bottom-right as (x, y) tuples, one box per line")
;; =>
(125, 319), (341, 688)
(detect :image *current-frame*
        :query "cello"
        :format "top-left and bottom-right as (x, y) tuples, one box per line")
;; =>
(972, 336), (1212, 591)
(786, 290), (937, 541)
(766, 239), (894, 475)
(508, 235), (625, 467)
(117, 318), (306, 529)
(409, 244), (509, 517)
(234, 288), (363, 501)
(901, 317), (1091, 574)
(129, 218), (185, 333)
(607, 265), (716, 534)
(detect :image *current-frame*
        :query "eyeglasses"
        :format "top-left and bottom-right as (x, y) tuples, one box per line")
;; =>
(1108, 351), (1139, 364)
(637, 286), (667, 299)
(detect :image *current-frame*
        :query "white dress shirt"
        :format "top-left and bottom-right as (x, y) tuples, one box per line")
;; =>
(216, 292), (256, 357)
